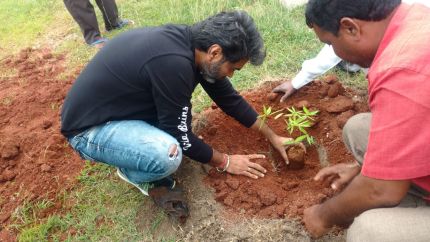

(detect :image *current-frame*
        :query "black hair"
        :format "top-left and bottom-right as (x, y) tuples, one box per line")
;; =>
(305, 0), (401, 35)
(191, 10), (266, 65)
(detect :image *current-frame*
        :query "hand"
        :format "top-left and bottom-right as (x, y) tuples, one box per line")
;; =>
(226, 154), (267, 179)
(314, 163), (361, 191)
(303, 204), (331, 238)
(269, 135), (306, 165)
(272, 80), (296, 102)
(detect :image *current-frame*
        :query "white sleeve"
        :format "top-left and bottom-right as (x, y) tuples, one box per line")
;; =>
(402, 0), (430, 7)
(291, 44), (342, 89)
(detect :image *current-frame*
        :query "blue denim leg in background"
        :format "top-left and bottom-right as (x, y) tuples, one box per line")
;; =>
(68, 120), (182, 184)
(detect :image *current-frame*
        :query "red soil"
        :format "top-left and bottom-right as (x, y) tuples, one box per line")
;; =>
(200, 78), (369, 219)
(0, 48), (83, 240)
(0, 47), (369, 240)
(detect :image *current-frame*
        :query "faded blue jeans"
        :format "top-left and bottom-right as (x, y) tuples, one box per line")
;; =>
(68, 120), (182, 184)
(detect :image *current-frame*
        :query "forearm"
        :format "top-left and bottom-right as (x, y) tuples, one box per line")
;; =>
(317, 174), (411, 227)
(208, 148), (225, 168)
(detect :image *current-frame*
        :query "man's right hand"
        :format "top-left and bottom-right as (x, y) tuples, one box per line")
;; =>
(226, 154), (267, 179)
(272, 80), (296, 102)
(314, 163), (361, 191)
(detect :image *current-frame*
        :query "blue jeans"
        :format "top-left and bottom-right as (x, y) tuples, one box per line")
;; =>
(68, 120), (182, 184)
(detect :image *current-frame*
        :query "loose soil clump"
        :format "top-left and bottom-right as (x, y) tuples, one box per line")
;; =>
(198, 78), (368, 219)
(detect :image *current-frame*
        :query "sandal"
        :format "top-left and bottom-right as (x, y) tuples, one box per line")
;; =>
(107, 19), (134, 31)
(149, 186), (190, 224)
(89, 38), (108, 48)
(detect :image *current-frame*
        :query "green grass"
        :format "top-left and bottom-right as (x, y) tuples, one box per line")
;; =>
(0, 0), (61, 57)
(11, 162), (147, 241)
(2, 0), (366, 240)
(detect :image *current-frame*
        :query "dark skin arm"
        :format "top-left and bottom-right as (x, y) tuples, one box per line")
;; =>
(208, 118), (294, 179)
(303, 173), (411, 238)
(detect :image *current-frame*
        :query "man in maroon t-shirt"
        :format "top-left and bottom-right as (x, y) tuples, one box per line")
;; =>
(301, 0), (430, 241)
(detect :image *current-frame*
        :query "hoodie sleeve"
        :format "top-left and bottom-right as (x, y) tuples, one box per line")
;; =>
(143, 55), (213, 163)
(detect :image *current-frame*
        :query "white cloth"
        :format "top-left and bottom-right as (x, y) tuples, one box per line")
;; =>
(291, 44), (341, 89)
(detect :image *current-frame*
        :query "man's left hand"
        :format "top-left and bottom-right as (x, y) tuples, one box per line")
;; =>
(303, 204), (331, 238)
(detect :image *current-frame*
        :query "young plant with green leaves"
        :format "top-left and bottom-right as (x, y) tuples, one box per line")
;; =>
(282, 106), (319, 145)
(257, 105), (283, 129)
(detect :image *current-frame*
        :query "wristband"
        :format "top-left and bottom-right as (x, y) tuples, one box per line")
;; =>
(216, 154), (230, 173)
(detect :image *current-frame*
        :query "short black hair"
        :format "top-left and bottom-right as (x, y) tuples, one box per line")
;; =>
(191, 10), (266, 65)
(305, 0), (401, 35)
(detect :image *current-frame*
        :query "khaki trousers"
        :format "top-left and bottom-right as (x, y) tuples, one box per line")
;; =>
(342, 113), (430, 242)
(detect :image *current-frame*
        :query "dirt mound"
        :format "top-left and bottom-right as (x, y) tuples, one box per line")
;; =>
(199, 78), (368, 219)
(0, 48), (83, 238)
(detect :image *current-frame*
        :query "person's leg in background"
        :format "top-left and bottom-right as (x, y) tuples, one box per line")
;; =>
(95, 0), (133, 31)
(95, 0), (119, 31)
(343, 113), (430, 242)
(63, 0), (105, 46)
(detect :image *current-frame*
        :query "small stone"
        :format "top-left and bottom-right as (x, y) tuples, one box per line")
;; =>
(19, 52), (29, 60)
(1, 143), (20, 160)
(0, 213), (11, 223)
(42, 53), (53, 59)
(294, 100), (310, 109)
(207, 126), (218, 136)
(210, 102), (218, 109)
(215, 190), (228, 201)
(0, 170), (17, 183)
(40, 164), (52, 172)
(69, 228), (77, 236)
(319, 84), (330, 97)
(336, 110), (355, 128)
(225, 178), (240, 190)
(42, 120), (52, 129)
(284, 181), (299, 190)
(224, 195), (234, 206)
(327, 84), (340, 98)
(325, 96), (355, 113)
(258, 190), (277, 206)
(324, 74), (338, 84)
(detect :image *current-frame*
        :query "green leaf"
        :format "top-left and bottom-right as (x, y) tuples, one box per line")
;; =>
(299, 126), (308, 134)
(295, 135), (307, 142)
(307, 136), (315, 145)
(303, 106), (309, 114)
(296, 116), (306, 123)
(284, 140), (297, 145)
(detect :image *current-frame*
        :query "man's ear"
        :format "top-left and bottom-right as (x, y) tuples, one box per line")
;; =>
(339, 17), (361, 40)
(207, 44), (224, 62)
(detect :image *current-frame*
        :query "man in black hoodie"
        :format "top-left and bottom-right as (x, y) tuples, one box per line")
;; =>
(61, 11), (293, 220)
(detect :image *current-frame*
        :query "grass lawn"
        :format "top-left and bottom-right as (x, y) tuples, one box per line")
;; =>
(1, 0), (365, 241)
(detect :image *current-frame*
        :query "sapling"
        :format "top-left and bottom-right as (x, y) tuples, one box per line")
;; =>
(284, 106), (318, 145)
